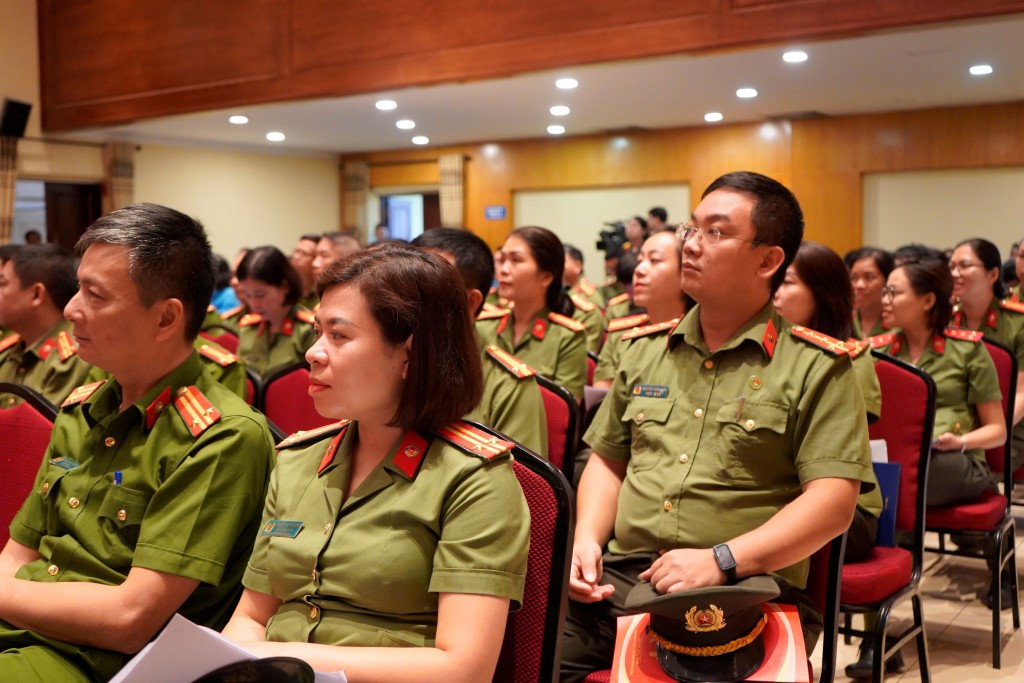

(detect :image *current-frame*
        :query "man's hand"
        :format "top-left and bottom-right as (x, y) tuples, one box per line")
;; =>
(638, 548), (725, 594)
(568, 540), (615, 603)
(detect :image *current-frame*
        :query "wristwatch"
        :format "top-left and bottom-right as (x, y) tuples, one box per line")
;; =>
(713, 543), (738, 583)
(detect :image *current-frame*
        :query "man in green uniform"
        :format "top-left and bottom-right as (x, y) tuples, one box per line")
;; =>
(0, 203), (275, 682)
(290, 233), (321, 311)
(560, 172), (874, 681)
(564, 245), (606, 309)
(0, 245), (95, 408)
(412, 228), (548, 457)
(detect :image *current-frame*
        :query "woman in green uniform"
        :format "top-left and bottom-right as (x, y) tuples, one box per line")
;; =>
(222, 245), (530, 681)
(847, 246), (894, 339)
(235, 246), (316, 379)
(477, 226), (588, 399)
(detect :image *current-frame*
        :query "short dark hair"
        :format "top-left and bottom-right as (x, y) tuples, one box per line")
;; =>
(213, 254), (232, 290)
(411, 228), (493, 311)
(0, 244), (23, 266)
(893, 243), (944, 264)
(76, 203), (214, 340)
(324, 232), (362, 252)
(955, 238), (1007, 298)
(236, 246), (302, 307)
(299, 233), (321, 244)
(900, 258), (953, 331)
(702, 171), (804, 293)
(317, 244), (483, 434)
(791, 241), (853, 340)
(564, 244), (584, 265)
(844, 246), (894, 280)
(648, 207), (668, 223)
(508, 226), (572, 316)
(10, 244), (79, 310)
(616, 251), (638, 284)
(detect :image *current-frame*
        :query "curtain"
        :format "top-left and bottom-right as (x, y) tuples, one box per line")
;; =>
(102, 142), (134, 214)
(0, 136), (17, 244)
(343, 160), (369, 239)
(438, 154), (464, 228)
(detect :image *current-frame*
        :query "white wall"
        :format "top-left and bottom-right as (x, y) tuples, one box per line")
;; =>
(134, 144), (340, 259)
(513, 184), (689, 284)
(863, 168), (1024, 256)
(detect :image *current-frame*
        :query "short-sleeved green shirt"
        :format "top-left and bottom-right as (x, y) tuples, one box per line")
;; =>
(467, 345), (548, 458)
(584, 304), (874, 589)
(0, 319), (94, 409)
(195, 338), (248, 400)
(7, 353), (275, 678)
(475, 306), (588, 400)
(243, 421), (530, 648)
(237, 306), (316, 379)
(570, 296), (606, 354)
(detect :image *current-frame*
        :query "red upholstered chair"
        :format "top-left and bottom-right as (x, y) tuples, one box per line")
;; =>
(535, 373), (580, 482)
(0, 383), (58, 548)
(839, 351), (935, 682)
(199, 324), (240, 354)
(586, 351), (598, 387)
(243, 367), (262, 407)
(466, 422), (574, 683)
(260, 361), (334, 439)
(925, 337), (1020, 668)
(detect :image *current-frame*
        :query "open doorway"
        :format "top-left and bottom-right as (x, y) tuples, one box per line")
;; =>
(13, 179), (102, 248)
(368, 189), (440, 243)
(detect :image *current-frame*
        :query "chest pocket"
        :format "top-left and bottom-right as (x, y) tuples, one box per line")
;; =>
(622, 398), (675, 471)
(713, 399), (790, 486)
(98, 486), (151, 549)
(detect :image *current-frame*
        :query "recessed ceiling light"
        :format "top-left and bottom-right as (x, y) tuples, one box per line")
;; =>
(396, 119), (416, 130)
(736, 88), (758, 99)
(547, 125), (565, 135)
(550, 105), (571, 116)
(266, 131), (285, 142)
(969, 64), (993, 76)
(375, 99), (397, 110)
(555, 78), (578, 90)
(412, 136), (429, 145)
(228, 115), (249, 125)
(704, 112), (724, 123)
(783, 51), (808, 63)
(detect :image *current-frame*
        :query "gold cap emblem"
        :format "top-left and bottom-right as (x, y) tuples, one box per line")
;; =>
(684, 604), (726, 632)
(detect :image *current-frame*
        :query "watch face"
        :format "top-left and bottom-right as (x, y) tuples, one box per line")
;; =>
(715, 544), (736, 569)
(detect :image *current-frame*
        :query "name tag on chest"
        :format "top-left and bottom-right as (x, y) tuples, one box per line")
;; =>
(49, 456), (81, 470)
(261, 520), (304, 538)
(631, 384), (669, 399)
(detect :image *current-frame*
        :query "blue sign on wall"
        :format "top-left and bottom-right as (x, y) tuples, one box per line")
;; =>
(485, 205), (507, 220)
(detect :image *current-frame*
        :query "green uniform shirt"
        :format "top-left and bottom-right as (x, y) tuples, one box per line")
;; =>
(476, 306), (588, 400)
(201, 305), (224, 332)
(852, 311), (890, 340)
(467, 345), (548, 458)
(570, 296), (606, 354)
(594, 315), (661, 384)
(237, 306), (316, 379)
(7, 353), (275, 679)
(571, 279), (606, 309)
(847, 344), (883, 517)
(216, 304), (247, 333)
(243, 421), (529, 648)
(584, 304), (874, 589)
(195, 338), (248, 400)
(599, 278), (626, 305)
(0, 319), (94, 409)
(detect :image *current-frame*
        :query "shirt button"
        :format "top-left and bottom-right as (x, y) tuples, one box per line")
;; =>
(68, 497), (80, 509)
(678, 453), (689, 464)
(323, 523), (331, 535)
(745, 419), (756, 430)
(42, 482), (50, 494)
(693, 408), (703, 418)
(309, 606), (320, 619)
(636, 412), (645, 423)
(48, 564), (59, 576)
(104, 437), (116, 447)
(311, 568), (317, 580)
(704, 360), (714, 369)
(663, 500), (673, 511)
(16, 367), (26, 376)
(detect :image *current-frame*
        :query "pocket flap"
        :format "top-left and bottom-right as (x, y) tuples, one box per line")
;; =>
(715, 400), (788, 434)
(98, 486), (151, 528)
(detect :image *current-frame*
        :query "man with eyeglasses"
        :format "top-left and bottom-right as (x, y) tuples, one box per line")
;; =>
(561, 172), (875, 681)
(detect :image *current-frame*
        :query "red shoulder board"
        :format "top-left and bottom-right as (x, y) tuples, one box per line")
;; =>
(867, 333), (898, 349)
(570, 294), (597, 313)
(37, 337), (56, 360)
(790, 325), (848, 355)
(392, 429), (430, 478)
(295, 309), (316, 325)
(198, 343), (239, 367)
(276, 419), (351, 450)
(435, 421), (513, 461)
(61, 380), (107, 408)
(844, 338), (869, 359)
(1001, 299), (1024, 315)
(485, 345), (536, 379)
(608, 313), (649, 333)
(476, 307), (510, 321)
(548, 311), (587, 333)
(173, 386), (222, 437)
(220, 305), (244, 320)
(0, 333), (22, 354)
(57, 331), (78, 361)
(607, 292), (631, 307)
(239, 313), (263, 327)
(622, 318), (678, 341)
(944, 328), (984, 343)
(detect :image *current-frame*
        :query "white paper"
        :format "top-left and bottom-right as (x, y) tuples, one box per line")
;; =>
(110, 614), (346, 683)
(869, 438), (889, 463)
(584, 385), (608, 412)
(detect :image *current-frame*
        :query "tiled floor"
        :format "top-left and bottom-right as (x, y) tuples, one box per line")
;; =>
(812, 509), (1024, 682)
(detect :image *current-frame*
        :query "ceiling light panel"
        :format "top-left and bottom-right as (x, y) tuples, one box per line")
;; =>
(736, 88), (758, 99)
(375, 99), (397, 110)
(396, 120), (416, 129)
(550, 105), (570, 116)
(228, 115), (248, 125)
(555, 78), (578, 90)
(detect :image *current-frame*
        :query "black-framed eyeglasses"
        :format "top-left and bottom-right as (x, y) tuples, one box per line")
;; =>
(881, 286), (904, 301)
(675, 222), (763, 247)
(948, 260), (983, 273)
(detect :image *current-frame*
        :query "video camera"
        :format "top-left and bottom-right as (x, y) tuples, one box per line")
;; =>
(596, 221), (629, 259)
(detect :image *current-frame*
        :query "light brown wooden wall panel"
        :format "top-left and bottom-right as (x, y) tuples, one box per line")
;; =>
(369, 161), (440, 188)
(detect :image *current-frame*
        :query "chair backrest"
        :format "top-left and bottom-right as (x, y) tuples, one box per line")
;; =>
(466, 422), (574, 683)
(586, 351), (598, 387)
(803, 532), (847, 683)
(0, 383), (58, 548)
(243, 367), (262, 407)
(199, 325), (240, 354)
(980, 337), (1017, 484)
(535, 374), (579, 480)
(260, 360), (334, 437)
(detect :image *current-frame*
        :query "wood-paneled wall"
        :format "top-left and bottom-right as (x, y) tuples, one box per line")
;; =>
(37, 0), (1024, 131)
(343, 101), (1024, 255)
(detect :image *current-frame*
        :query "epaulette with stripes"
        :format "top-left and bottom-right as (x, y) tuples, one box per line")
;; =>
(867, 333), (898, 349)
(198, 343), (239, 367)
(476, 308), (510, 321)
(295, 309), (316, 325)
(944, 328), (984, 343)
(844, 338), (869, 359)
(622, 318), (678, 341)
(607, 292), (631, 308)
(239, 313), (263, 327)
(57, 331), (78, 361)
(61, 380), (107, 408)
(576, 280), (597, 296)
(0, 333), (21, 355)
(485, 345), (536, 379)
(790, 326), (848, 355)
(570, 294), (597, 313)
(435, 420), (514, 461)
(1001, 299), (1024, 315)
(173, 386), (222, 437)
(608, 313), (649, 333)
(220, 305), (245, 320)
(276, 420), (351, 450)
(548, 311), (587, 332)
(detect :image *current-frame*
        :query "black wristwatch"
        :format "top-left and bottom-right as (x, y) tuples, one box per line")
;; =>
(713, 543), (738, 583)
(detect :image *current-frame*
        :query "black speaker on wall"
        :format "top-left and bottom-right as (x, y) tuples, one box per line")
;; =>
(0, 98), (32, 138)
